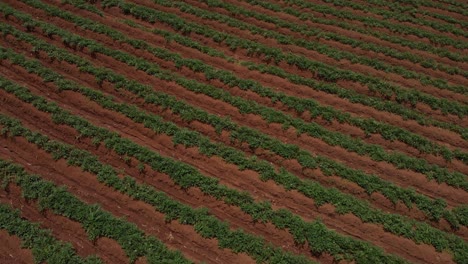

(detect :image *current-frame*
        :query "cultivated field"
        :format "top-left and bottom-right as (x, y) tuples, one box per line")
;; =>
(0, 0), (467, 263)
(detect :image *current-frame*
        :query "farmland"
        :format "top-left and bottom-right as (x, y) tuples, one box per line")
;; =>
(0, 0), (466, 263)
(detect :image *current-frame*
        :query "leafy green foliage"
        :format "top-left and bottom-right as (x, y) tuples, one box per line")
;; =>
(0, 160), (189, 264)
(0, 202), (102, 264)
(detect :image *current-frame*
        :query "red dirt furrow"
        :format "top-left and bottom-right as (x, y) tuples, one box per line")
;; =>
(3, 32), (467, 217)
(3, 29), (467, 208)
(278, 1), (468, 68)
(124, 0), (466, 125)
(254, 0), (467, 84)
(160, 0), (468, 105)
(417, 5), (467, 23)
(183, 0), (468, 107)
(190, 0), (468, 89)
(277, 0), (462, 54)
(1, 1), (467, 263)
(51, 1), (468, 150)
(0, 229), (34, 264)
(0, 185), (128, 264)
(0, 90), (456, 264)
(3, 6), (466, 176)
(0, 70), (323, 262)
(303, 0), (468, 41)
(288, 3), (468, 70)
(3, 57), (465, 241)
(10, 35), (465, 209)
(0, 132), (254, 264)
(351, 0), (466, 30)
(77, 2), (468, 150)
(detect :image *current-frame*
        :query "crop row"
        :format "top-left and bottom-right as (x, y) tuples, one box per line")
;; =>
(63, 0), (468, 145)
(2, 6), (467, 226)
(91, 0), (468, 136)
(314, 0), (467, 37)
(364, 1), (467, 28)
(236, 0), (466, 77)
(14, 0), (468, 186)
(200, 0), (468, 88)
(367, 0), (468, 17)
(19, 0), (467, 180)
(0, 79), (408, 264)
(117, 19), (467, 157)
(269, 0), (467, 62)
(140, 0), (468, 111)
(2, 37), (465, 231)
(119, 14), (468, 142)
(2, 33), (468, 263)
(280, 0), (467, 49)
(0, 200), (102, 264)
(3, 4), (468, 223)
(13, 2), (468, 185)
(0, 159), (190, 263)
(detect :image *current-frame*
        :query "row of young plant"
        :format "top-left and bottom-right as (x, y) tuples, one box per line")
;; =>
(81, 0), (468, 138)
(316, 0), (468, 37)
(269, 0), (467, 62)
(66, 0), (468, 139)
(367, 0), (468, 17)
(116, 20), (468, 159)
(280, 0), (467, 49)
(2, 30), (468, 262)
(205, 0), (468, 83)
(3, 6), (467, 212)
(2, 36), (466, 234)
(335, 0), (468, 28)
(115, 11), (468, 142)
(61, 0), (103, 16)
(0, 201), (102, 264)
(3, 10), (466, 204)
(235, 0), (467, 78)
(16, 1), (468, 182)
(394, 5), (467, 28)
(0, 81), (405, 264)
(0, 159), (191, 264)
(142, 0), (468, 109)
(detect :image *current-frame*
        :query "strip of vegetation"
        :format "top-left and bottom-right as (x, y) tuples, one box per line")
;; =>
(1, 44), (467, 263)
(6, 1), (467, 189)
(280, 0), (467, 49)
(146, 0), (468, 106)
(0, 201), (102, 264)
(2, 39), (465, 230)
(316, 0), (468, 37)
(0, 87), (405, 264)
(1, 8), (467, 226)
(41, 0), (468, 161)
(0, 159), (190, 264)
(16, 0), (468, 181)
(86, 0), (468, 137)
(5, 12), (468, 234)
(238, 0), (467, 78)
(266, 0), (467, 62)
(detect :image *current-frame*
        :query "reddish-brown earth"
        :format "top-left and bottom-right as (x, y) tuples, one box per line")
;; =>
(0, 0), (466, 263)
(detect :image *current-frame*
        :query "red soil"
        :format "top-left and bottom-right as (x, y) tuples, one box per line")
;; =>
(3, 3), (466, 180)
(303, 0), (467, 41)
(0, 230), (34, 264)
(197, 0), (468, 88)
(3, 33), (467, 213)
(0, 56), (462, 262)
(0, 0), (466, 263)
(277, 0), (464, 54)
(0, 185), (129, 264)
(54, 0), (468, 150)
(134, 0), (468, 116)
